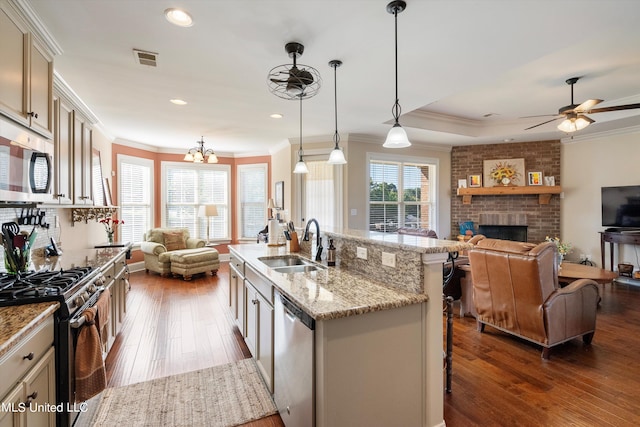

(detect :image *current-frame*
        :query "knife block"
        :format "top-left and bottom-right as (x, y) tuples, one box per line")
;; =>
(287, 232), (300, 253)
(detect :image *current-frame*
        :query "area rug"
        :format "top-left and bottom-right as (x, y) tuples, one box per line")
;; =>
(89, 358), (277, 426)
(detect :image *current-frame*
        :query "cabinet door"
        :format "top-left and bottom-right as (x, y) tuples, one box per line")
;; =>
(53, 98), (73, 203)
(0, 382), (24, 427)
(0, 6), (28, 127)
(81, 124), (93, 204)
(256, 291), (274, 392)
(229, 264), (239, 320)
(23, 347), (56, 427)
(72, 113), (93, 204)
(236, 274), (246, 335)
(28, 37), (53, 138)
(245, 283), (257, 355)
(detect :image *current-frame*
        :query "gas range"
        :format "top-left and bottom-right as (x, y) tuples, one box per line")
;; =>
(0, 266), (105, 318)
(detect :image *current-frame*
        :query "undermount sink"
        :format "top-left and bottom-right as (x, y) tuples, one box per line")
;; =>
(258, 255), (325, 273)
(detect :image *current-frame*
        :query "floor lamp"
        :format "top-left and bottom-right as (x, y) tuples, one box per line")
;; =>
(198, 204), (218, 244)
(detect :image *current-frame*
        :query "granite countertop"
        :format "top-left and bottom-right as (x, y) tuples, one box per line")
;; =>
(0, 302), (59, 359)
(230, 244), (430, 321)
(1, 246), (130, 274)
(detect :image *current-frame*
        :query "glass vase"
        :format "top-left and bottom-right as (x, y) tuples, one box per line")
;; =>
(107, 231), (114, 244)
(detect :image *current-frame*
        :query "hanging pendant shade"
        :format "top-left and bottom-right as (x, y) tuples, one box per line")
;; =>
(327, 59), (347, 165)
(383, 0), (411, 148)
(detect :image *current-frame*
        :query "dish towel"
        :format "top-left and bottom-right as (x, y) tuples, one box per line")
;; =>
(75, 307), (106, 402)
(94, 291), (111, 353)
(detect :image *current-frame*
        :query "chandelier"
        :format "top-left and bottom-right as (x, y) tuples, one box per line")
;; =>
(184, 137), (218, 163)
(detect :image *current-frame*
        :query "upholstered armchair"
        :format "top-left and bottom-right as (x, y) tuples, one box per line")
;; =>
(140, 228), (205, 276)
(469, 238), (599, 359)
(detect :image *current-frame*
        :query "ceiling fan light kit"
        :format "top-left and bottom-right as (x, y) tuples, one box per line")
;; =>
(526, 76), (640, 133)
(383, 0), (411, 149)
(327, 59), (347, 165)
(184, 137), (218, 163)
(268, 42), (322, 100)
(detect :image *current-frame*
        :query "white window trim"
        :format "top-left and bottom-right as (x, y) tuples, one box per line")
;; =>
(117, 154), (154, 246)
(366, 152), (439, 234)
(237, 163), (268, 242)
(160, 161), (231, 242)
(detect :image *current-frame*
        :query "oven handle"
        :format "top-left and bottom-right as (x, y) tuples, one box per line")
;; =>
(69, 287), (107, 329)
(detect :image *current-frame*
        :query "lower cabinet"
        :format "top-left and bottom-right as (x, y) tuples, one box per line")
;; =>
(0, 325), (56, 427)
(244, 268), (274, 393)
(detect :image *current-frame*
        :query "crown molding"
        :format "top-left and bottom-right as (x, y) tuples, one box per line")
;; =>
(561, 124), (640, 144)
(9, 0), (63, 55)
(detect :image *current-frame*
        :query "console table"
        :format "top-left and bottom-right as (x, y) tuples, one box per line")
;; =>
(599, 230), (640, 271)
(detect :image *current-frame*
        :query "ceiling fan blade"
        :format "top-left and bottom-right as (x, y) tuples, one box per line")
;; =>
(520, 114), (558, 119)
(270, 78), (289, 83)
(588, 103), (640, 114)
(524, 117), (562, 130)
(575, 99), (603, 112)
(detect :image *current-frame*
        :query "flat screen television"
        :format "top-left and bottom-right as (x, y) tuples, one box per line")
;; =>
(602, 185), (640, 228)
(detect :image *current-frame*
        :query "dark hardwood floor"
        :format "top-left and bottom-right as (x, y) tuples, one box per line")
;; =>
(105, 263), (640, 426)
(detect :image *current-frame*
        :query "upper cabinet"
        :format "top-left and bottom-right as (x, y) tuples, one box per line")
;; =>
(0, 2), (53, 139)
(52, 96), (73, 204)
(72, 111), (93, 205)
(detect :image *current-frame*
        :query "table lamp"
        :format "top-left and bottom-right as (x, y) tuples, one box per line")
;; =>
(267, 198), (276, 219)
(198, 204), (218, 243)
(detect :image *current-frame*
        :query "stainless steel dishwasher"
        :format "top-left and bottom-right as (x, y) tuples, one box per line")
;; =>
(274, 291), (315, 427)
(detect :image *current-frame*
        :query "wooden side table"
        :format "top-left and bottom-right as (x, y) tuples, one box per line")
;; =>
(599, 231), (640, 271)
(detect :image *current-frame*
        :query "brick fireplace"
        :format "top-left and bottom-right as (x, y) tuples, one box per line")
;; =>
(450, 140), (561, 243)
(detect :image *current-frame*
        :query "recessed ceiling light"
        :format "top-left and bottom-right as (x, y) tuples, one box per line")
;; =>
(270, 113), (283, 119)
(164, 8), (193, 27)
(170, 99), (187, 105)
(503, 138), (514, 142)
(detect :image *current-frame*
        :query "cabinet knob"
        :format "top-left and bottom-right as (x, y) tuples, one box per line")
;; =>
(252, 299), (259, 305)
(23, 352), (35, 361)
(28, 111), (39, 119)
(55, 193), (65, 198)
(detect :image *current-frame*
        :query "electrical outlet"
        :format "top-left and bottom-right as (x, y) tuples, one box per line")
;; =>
(356, 247), (368, 260)
(381, 252), (396, 268)
(351, 208), (357, 216)
(54, 215), (60, 228)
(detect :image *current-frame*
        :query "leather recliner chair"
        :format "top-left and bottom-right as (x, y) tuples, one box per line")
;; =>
(469, 237), (599, 359)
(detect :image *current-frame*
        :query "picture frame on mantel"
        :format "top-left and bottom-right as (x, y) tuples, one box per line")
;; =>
(528, 171), (543, 186)
(483, 158), (525, 187)
(468, 175), (482, 188)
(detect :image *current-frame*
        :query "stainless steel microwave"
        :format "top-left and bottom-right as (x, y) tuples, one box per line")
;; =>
(0, 119), (54, 203)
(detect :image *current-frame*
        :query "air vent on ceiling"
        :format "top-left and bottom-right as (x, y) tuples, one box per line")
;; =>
(132, 49), (158, 67)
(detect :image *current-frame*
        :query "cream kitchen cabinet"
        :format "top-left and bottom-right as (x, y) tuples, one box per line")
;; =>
(52, 96), (73, 204)
(72, 112), (93, 204)
(244, 264), (274, 393)
(228, 253), (245, 335)
(0, 2), (53, 139)
(0, 314), (56, 427)
(100, 248), (130, 354)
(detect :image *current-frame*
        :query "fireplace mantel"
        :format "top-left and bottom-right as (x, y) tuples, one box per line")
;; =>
(456, 185), (562, 205)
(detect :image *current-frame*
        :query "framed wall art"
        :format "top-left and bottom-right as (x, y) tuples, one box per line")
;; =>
(468, 175), (482, 188)
(483, 158), (525, 187)
(274, 181), (284, 209)
(528, 171), (543, 186)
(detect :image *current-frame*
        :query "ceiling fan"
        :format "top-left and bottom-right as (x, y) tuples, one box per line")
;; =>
(267, 42), (321, 100)
(524, 77), (640, 132)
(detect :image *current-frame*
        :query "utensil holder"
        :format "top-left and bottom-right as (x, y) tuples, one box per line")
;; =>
(288, 232), (300, 253)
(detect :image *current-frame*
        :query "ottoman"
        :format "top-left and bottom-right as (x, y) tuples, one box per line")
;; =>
(170, 247), (220, 281)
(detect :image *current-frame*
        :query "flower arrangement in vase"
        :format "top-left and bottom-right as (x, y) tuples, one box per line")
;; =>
(545, 236), (572, 267)
(99, 217), (124, 243)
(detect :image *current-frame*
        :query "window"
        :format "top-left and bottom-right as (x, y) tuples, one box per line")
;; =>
(162, 162), (230, 241)
(118, 155), (153, 244)
(368, 156), (436, 233)
(300, 157), (343, 229)
(237, 164), (267, 240)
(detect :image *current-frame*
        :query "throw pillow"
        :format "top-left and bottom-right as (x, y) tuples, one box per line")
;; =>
(163, 231), (186, 251)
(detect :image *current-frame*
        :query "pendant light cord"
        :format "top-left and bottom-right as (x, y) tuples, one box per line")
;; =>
(333, 63), (340, 146)
(392, 6), (401, 124)
(299, 95), (303, 160)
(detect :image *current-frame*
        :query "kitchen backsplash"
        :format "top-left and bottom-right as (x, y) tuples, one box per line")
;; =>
(0, 207), (62, 268)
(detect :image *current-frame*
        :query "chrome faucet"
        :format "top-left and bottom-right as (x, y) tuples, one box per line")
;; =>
(303, 218), (323, 261)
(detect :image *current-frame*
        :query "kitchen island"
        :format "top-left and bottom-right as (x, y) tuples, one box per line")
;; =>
(230, 228), (471, 427)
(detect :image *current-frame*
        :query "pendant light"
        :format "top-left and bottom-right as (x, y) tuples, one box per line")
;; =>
(184, 137), (218, 163)
(327, 60), (347, 165)
(293, 95), (309, 174)
(383, 0), (411, 148)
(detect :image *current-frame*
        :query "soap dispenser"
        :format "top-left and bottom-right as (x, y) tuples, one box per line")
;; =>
(327, 238), (336, 267)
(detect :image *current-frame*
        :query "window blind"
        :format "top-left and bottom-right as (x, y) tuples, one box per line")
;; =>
(118, 157), (152, 243)
(238, 164), (267, 239)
